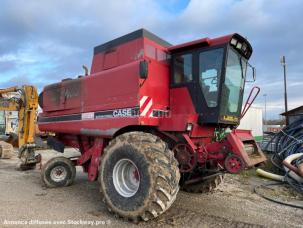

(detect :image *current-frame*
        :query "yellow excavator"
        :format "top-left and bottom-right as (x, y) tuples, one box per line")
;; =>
(0, 85), (40, 169)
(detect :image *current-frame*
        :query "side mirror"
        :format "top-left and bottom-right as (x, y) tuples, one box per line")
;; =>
(139, 60), (148, 79)
(246, 63), (256, 82)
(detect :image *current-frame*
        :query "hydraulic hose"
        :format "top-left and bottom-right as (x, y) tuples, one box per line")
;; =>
(263, 117), (303, 194)
(256, 168), (284, 182)
(283, 153), (303, 183)
(255, 154), (303, 208)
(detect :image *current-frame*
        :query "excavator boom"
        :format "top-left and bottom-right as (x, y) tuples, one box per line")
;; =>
(0, 85), (39, 168)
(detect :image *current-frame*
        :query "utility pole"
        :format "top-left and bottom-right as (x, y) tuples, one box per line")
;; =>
(263, 94), (267, 125)
(280, 56), (289, 125)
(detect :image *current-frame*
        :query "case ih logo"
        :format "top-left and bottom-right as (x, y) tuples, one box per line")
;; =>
(140, 96), (153, 117)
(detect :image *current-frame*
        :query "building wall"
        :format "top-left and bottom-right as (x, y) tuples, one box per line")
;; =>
(5, 111), (18, 134)
(263, 124), (283, 133)
(237, 107), (263, 141)
(0, 111), (18, 135)
(281, 106), (303, 125)
(288, 114), (303, 125)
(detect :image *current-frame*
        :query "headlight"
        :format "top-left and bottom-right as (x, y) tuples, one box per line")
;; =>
(236, 42), (242, 49)
(230, 38), (237, 46)
(186, 123), (193, 131)
(242, 43), (247, 52)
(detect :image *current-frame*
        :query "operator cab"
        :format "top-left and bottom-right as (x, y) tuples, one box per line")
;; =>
(169, 34), (254, 126)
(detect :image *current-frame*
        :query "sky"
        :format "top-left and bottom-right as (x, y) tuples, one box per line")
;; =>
(0, 0), (302, 119)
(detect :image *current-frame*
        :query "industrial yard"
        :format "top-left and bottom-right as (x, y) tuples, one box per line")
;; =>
(1, 1), (303, 227)
(0, 149), (301, 227)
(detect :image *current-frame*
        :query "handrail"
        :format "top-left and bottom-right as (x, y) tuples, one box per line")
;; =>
(240, 86), (260, 119)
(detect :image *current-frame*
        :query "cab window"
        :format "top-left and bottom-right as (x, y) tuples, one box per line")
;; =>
(173, 53), (193, 84)
(199, 48), (224, 107)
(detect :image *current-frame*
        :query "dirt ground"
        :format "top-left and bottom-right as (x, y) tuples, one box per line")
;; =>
(0, 149), (302, 228)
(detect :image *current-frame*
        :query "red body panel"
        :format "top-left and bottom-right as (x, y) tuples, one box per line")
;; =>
(226, 129), (266, 166)
(42, 61), (140, 117)
(91, 37), (144, 74)
(39, 117), (139, 136)
(39, 32), (172, 136)
(159, 87), (196, 132)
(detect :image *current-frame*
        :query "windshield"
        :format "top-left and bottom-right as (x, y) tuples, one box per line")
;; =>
(199, 48), (224, 107)
(221, 48), (247, 117)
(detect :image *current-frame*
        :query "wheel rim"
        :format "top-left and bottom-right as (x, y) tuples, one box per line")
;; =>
(50, 166), (67, 182)
(225, 155), (243, 174)
(173, 144), (197, 173)
(113, 159), (140, 197)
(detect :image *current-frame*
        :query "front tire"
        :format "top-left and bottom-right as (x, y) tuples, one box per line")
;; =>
(41, 156), (76, 188)
(100, 132), (180, 222)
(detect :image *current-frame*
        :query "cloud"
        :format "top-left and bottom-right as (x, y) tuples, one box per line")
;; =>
(172, 0), (303, 119)
(0, 0), (302, 119)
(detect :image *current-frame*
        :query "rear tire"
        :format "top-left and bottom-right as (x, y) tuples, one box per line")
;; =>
(181, 174), (224, 193)
(100, 132), (180, 222)
(41, 156), (76, 188)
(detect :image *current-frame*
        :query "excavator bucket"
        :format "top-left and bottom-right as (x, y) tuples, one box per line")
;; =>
(0, 141), (14, 159)
(227, 129), (267, 167)
(4, 132), (19, 147)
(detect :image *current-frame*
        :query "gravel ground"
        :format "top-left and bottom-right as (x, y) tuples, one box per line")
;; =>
(0, 149), (302, 228)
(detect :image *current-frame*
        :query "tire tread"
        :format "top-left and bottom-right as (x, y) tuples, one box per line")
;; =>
(100, 131), (180, 222)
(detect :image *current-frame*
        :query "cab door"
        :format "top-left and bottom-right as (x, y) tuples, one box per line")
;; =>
(170, 51), (198, 111)
(194, 46), (226, 124)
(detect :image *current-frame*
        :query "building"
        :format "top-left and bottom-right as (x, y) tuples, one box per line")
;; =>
(263, 124), (283, 133)
(281, 106), (303, 125)
(0, 111), (18, 135)
(237, 106), (263, 142)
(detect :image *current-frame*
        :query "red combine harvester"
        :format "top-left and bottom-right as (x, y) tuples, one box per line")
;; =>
(38, 29), (266, 221)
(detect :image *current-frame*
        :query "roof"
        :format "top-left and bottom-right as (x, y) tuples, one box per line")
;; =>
(168, 37), (211, 51)
(94, 29), (253, 59)
(280, 105), (303, 116)
(94, 29), (172, 55)
(168, 33), (253, 59)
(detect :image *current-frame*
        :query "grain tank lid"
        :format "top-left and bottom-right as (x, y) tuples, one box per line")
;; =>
(94, 29), (172, 55)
